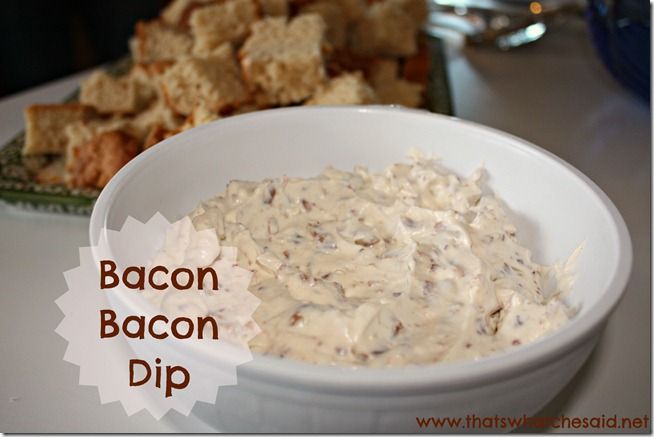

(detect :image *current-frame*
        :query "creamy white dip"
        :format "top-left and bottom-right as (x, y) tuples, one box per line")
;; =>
(189, 152), (577, 367)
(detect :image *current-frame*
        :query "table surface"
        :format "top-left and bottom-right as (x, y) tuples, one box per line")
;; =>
(0, 19), (650, 433)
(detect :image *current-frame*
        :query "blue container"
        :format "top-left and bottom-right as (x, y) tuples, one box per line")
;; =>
(587, 0), (651, 102)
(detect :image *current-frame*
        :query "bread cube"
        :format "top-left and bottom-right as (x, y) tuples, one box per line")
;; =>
(240, 14), (327, 105)
(375, 79), (423, 108)
(180, 104), (221, 131)
(333, 0), (367, 22)
(143, 125), (178, 149)
(130, 60), (175, 98)
(368, 58), (423, 107)
(128, 64), (160, 105)
(160, 0), (216, 28)
(350, 0), (418, 57)
(306, 72), (377, 105)
(368, 58), (400, 85)
(161, 45), (249, 115)
(80, 71), (143, 114)
(126, 61), (183, 141)
(300, 1), (347, 49)
(66, 130), (139, 189)
(63, 118), (134, 176)
(129, 99), (184, 141)
(141, 103), (220, 149)
(23, 104), (95, 156)
(257, 0), (289, 17)
(190, 0), (259, 56)
(35, 160), (65, 185)
(228, 103), (259, 116)
(64, 118), (132, 153)
(132, 20), (193, 63)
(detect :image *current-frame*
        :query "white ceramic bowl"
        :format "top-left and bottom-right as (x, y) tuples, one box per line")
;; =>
(90, 107), (632, 433)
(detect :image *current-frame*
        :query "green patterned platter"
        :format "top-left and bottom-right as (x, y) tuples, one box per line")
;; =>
(0, 132), (99, 214)
(0, 38), (453, 215)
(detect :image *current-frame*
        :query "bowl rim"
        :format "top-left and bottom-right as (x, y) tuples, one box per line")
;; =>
(89, 106), (633, 394)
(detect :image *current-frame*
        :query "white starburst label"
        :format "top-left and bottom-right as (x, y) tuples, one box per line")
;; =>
(56, 214), (260, 419)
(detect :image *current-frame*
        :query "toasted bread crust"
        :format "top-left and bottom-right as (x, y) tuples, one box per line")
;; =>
(67, 130), (139, 189)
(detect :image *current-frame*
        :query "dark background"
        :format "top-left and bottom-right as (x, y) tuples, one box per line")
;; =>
(0, 0), (166, 97)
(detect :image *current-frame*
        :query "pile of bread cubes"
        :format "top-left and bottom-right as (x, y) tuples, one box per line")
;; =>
(23, 0), (428, 190)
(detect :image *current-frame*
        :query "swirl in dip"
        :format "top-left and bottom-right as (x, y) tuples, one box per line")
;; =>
(189, 152), (577, 367)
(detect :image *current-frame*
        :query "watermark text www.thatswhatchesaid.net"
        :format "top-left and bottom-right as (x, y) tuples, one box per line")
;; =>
(416, 414), (650, 431)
